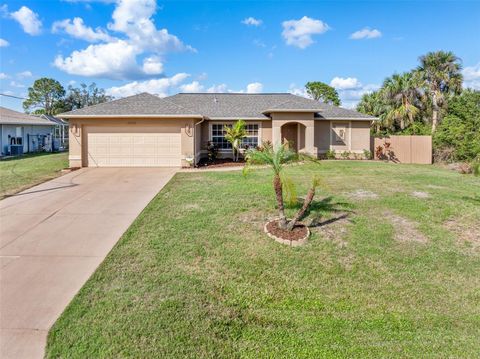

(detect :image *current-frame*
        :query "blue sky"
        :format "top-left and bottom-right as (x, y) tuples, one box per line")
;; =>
(1, 0), (479, 111)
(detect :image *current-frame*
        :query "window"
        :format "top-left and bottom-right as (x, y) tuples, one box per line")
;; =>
(211, 123), (260, 150)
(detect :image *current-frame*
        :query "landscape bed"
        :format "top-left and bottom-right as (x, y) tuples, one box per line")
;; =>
(46, 161), (480, 358)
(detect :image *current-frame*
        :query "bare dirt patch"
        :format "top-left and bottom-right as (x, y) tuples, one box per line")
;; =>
(385, 211), (428, 243)
(444, 216), (480, 252)
(412, 191), (430, 199)
(309, 213), (351, 248)
(348, 189), (379, 200)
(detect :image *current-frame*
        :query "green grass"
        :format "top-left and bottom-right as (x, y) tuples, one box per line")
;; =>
(0, 152), (68, 198)
(46, 161), (480, 358)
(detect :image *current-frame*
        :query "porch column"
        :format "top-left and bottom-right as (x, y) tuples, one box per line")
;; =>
(304, 120), (315, 155)
(272, 122), (282, 146)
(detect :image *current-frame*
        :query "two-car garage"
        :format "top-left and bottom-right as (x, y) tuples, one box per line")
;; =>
(84, 125), (183, 167)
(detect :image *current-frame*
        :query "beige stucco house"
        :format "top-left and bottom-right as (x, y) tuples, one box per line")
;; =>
(59, 92), (377, 168)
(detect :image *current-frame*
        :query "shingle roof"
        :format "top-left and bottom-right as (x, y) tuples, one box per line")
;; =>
(0, 107), (55, 125)
(58, 92), (376, 120)
(167, 93), (376, 120)
(58, 92), (202, 118)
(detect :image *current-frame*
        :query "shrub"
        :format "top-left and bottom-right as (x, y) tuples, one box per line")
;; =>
(206, 141), (218, 163)
(434, 89), (480, 162)
(340, 151), (351, 160)
(363, 149), (372, 160)
(325, 149), (336, 159)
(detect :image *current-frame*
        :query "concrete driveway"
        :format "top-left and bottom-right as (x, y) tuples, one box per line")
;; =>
(0, 167), (177, 358)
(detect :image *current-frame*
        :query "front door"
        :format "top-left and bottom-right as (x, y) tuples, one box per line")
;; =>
(281, 123), (298, 151)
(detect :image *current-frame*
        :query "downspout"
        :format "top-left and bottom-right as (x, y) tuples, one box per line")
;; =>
(194, 117), (205, 167)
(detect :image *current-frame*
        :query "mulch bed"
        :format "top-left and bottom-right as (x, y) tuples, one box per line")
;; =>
(266, 219), (308, 242)
(197, 159), (245, 168)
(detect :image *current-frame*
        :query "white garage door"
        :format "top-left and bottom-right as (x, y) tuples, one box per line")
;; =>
(86, 127), (182, 167)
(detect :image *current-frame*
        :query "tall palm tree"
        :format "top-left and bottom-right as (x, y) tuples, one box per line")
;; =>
(224, 120), (247, 161)
(382, 72), (421, 130)
(416, 51), (463, 132)
(244, 142), (320, 230)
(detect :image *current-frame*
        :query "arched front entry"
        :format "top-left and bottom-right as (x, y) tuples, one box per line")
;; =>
(280, 122), (306, 151)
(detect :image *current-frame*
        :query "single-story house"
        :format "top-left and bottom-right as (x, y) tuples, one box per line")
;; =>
(59, 92), (377, 168)
(0, 106), (56, 157)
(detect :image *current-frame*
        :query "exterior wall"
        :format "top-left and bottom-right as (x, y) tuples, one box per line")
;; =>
(271, 112), (315, 154)
(314, 121), (330, 153)
(330, 121), (351, 152)
(1, 124), (54, 156)
(68, 118), (197, 168)
(350, 121), (371, 152)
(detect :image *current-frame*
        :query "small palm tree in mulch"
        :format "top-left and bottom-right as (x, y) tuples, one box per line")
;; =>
(243, 142), (321, 232)
(224, 120), (247, 162)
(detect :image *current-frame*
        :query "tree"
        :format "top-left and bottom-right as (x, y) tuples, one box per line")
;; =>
(243, 142), (320, 231)
(305, 81), (341, 106)
(224, 120), (247, 162)
(65, 82), (113, 110)
(416, 51), (463, 132)
(434, 89), (480, 162)
(382, 72), (421, 130)
(23, 78), (66, 115)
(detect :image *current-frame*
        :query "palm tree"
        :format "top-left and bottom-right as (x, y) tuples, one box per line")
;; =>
(224, 120), (247, 161)
(357, 91), (391, 134)
(382, 72), (421, 130)
(416, 51), (463, 132)
(244, 142), (320, 230)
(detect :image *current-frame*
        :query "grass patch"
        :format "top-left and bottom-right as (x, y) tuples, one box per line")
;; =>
(46, 161), (480, 358)
(0, 152), (68, 199)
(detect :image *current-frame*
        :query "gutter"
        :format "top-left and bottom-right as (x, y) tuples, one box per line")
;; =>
(193, 117), (206, 166)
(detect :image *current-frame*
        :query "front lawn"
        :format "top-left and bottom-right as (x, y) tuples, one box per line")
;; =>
(46, 161), (480, 358)
(0, 152), (69, 199)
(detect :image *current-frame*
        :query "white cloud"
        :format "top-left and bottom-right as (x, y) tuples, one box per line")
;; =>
(0, 38), (9, 47)
(10, 81), (25, 88)
(180, 81), (204, 92)
(282, 16), (329, 49)
(331, 78), (380, 108)
(242, 17), (262, 26)
(288, 84), (310, 98)
(10, 6), (42, 35)
(350, 27), (382, 40)
(17, 71), (32, 79)
(462, 63), (480, 90)
(330, 77), (362, 90)
(52, 17), (113, 42)
(0, 72), (9, 80)
(54, 40), (140, 79)
(106, 73), (189, 97)
(53, 0), (194, 79)
(246, 82), (263, 93)
(142, 56), (164, 75)
(207, 84), (228, 93)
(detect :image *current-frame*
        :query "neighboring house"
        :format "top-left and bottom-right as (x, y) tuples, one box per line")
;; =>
(0, 106), (55, 157)
(59, 92), (377, 168)
(40, 114), (69, 150)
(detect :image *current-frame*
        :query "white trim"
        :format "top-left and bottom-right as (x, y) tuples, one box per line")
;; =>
(207, 117), (268, 120)
(263, 109), (322, 114)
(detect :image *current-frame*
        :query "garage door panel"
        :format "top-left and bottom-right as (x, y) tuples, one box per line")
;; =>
(86, 127), (182, 167)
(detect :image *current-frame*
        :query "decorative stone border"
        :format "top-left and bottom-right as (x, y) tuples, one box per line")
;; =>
(264, 219), (310, 247)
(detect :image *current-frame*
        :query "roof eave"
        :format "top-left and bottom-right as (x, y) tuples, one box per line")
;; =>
(262, 109), (323, 114)
(58, 114), (204, 119)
